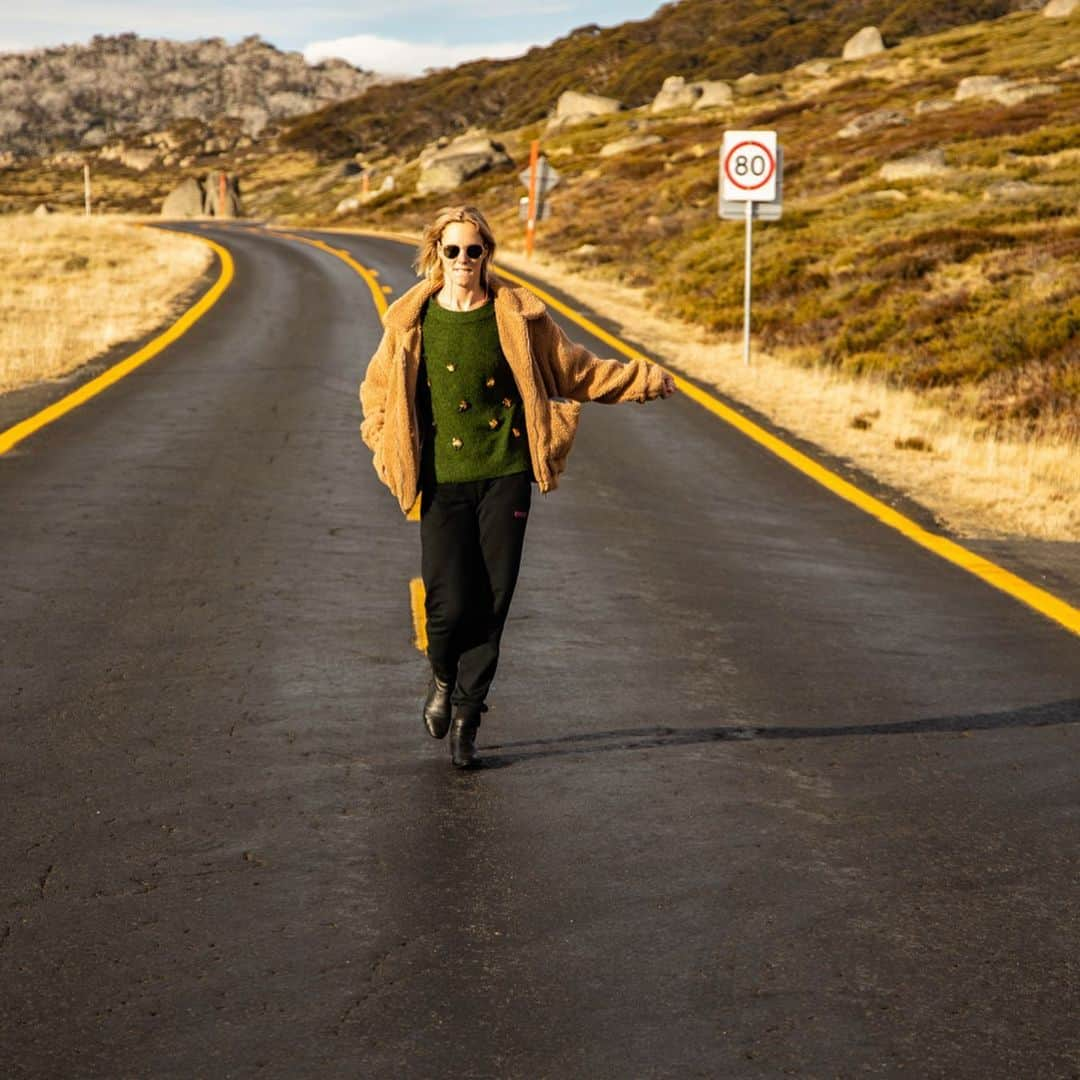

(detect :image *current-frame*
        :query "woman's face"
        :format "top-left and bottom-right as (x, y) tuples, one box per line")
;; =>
(439, 221), (487, 291)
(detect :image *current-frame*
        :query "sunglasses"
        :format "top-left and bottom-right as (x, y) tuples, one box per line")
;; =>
(440, 243), (485, 260)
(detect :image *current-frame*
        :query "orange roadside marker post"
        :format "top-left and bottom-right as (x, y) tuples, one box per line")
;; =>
(525, 139), (540, 258)
(519, 141), (561, 257)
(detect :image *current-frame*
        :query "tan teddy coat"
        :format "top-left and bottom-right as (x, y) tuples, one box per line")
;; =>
(359, 274), (668, 514)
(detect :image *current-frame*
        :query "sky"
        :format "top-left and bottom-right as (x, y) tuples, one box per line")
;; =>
(1, 1), (663, 75)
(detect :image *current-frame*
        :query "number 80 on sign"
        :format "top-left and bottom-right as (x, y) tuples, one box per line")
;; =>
(720, 130), (778, 202)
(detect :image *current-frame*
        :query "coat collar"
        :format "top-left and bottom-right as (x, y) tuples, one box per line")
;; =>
(382, 273), (546, 331)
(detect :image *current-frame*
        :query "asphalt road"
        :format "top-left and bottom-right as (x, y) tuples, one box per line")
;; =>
(1, 223), (1077, 1079)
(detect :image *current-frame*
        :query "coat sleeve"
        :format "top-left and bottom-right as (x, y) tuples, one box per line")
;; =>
(533, 313), (667, 404)
(359, 326), (395, 452)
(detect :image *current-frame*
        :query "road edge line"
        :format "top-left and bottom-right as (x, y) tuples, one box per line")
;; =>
(270, 230), (388, 318)
(494, 263), (1080, 639)
(409, 577), (428, 653)
(0, 232), (235, 456)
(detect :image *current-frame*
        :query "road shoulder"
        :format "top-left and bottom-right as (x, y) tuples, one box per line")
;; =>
(0, 230), (221, 450)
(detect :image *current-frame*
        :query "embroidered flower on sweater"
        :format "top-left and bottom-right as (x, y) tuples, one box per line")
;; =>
(458, 400), (470, 412)
(451, 437), (463, 449)
(511, 427), (521, 438)
(488, 418), (501, 430)
(485, 377), (495, 388)
(501, 397), (513, 408)
(446, 363), (456, 372)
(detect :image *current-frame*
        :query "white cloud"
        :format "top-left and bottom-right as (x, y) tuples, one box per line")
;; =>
(1, 5), (363, 51)
(304, 33), (541, 76)
(5, 3), (574, 54)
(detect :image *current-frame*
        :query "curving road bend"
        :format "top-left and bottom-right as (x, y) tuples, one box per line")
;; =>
(1, 222), (1077, 1078)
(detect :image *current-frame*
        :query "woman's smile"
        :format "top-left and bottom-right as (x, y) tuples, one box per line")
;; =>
(436, 220), (490, 311)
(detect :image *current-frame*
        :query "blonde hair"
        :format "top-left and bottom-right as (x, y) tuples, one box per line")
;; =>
(414, 205), (498, 288)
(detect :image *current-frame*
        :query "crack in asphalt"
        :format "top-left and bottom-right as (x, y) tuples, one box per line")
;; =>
(38, 864), (54, 900)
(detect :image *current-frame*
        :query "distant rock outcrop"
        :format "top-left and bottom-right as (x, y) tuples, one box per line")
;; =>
(599, 133), (663, 157)
(651, 76), (699, 112)
(734, 72), (775, 96)
(914, 98), (954, 115)
(99, 144), (157, 172)
(694, 82), (735, 109)
(879, 149), (950, 181)
(842, 27), (886, 61)
(838, 109), (908, 138)
(160, 173), (242, 217)
(955, 75), (1010, 101)
(417, 154), (497, 195)
(161, 178), (205, 218)
(548, 91), (623, 129)
(416, 133), (511, 195)
(984, 180), (1053, 200)
(994, 82), (1059, 106)
(650, 76), (733, 113)
(0, 33), (382, 159)
(955, 74), (1059, 106)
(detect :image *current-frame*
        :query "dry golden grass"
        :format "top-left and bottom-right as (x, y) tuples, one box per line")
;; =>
(0, 214), (211, 393)
(496, 246), (1080, 542)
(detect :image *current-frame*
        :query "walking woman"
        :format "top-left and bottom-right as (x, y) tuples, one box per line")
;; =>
(360, 206), (675, 767)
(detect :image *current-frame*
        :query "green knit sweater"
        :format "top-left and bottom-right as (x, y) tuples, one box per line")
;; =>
(417, 298), (531, 483)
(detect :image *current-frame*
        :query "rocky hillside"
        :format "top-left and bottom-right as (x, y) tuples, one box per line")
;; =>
(0, 33), (381, 158)
(280, 0), (1041, 161)
(1, 3), (1075, 441)
(304, 4), (1076, 441)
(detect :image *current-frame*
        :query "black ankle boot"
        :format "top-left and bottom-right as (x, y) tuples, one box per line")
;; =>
(450, 712), (481, 768)
(422, 673), (454, 739)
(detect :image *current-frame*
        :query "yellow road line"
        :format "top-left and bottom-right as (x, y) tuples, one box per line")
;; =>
(492, 264), (1080, 638)
(0, 233), (234, 456)
(311, 225), (419, 247)
(409, 577), (428, 652)
(297, 228), (1080, 638)
(272, 230), (388, 318)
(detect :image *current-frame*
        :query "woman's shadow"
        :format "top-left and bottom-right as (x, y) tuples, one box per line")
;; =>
(472, 698), (1080, 770)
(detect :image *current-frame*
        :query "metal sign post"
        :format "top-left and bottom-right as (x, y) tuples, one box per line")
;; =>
(719, 130), (783, 365)
(743, 200), (753, 366)
(518, 197), (551, 222)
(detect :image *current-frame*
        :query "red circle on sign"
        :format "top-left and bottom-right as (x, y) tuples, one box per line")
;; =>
(723, 140), (776, 191)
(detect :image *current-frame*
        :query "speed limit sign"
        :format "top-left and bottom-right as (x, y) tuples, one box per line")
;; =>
(718, 130), (782, 366)
(721, 130), (778, 202)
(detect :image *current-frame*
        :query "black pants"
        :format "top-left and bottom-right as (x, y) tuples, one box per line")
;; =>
(420, 471), (532, 714)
